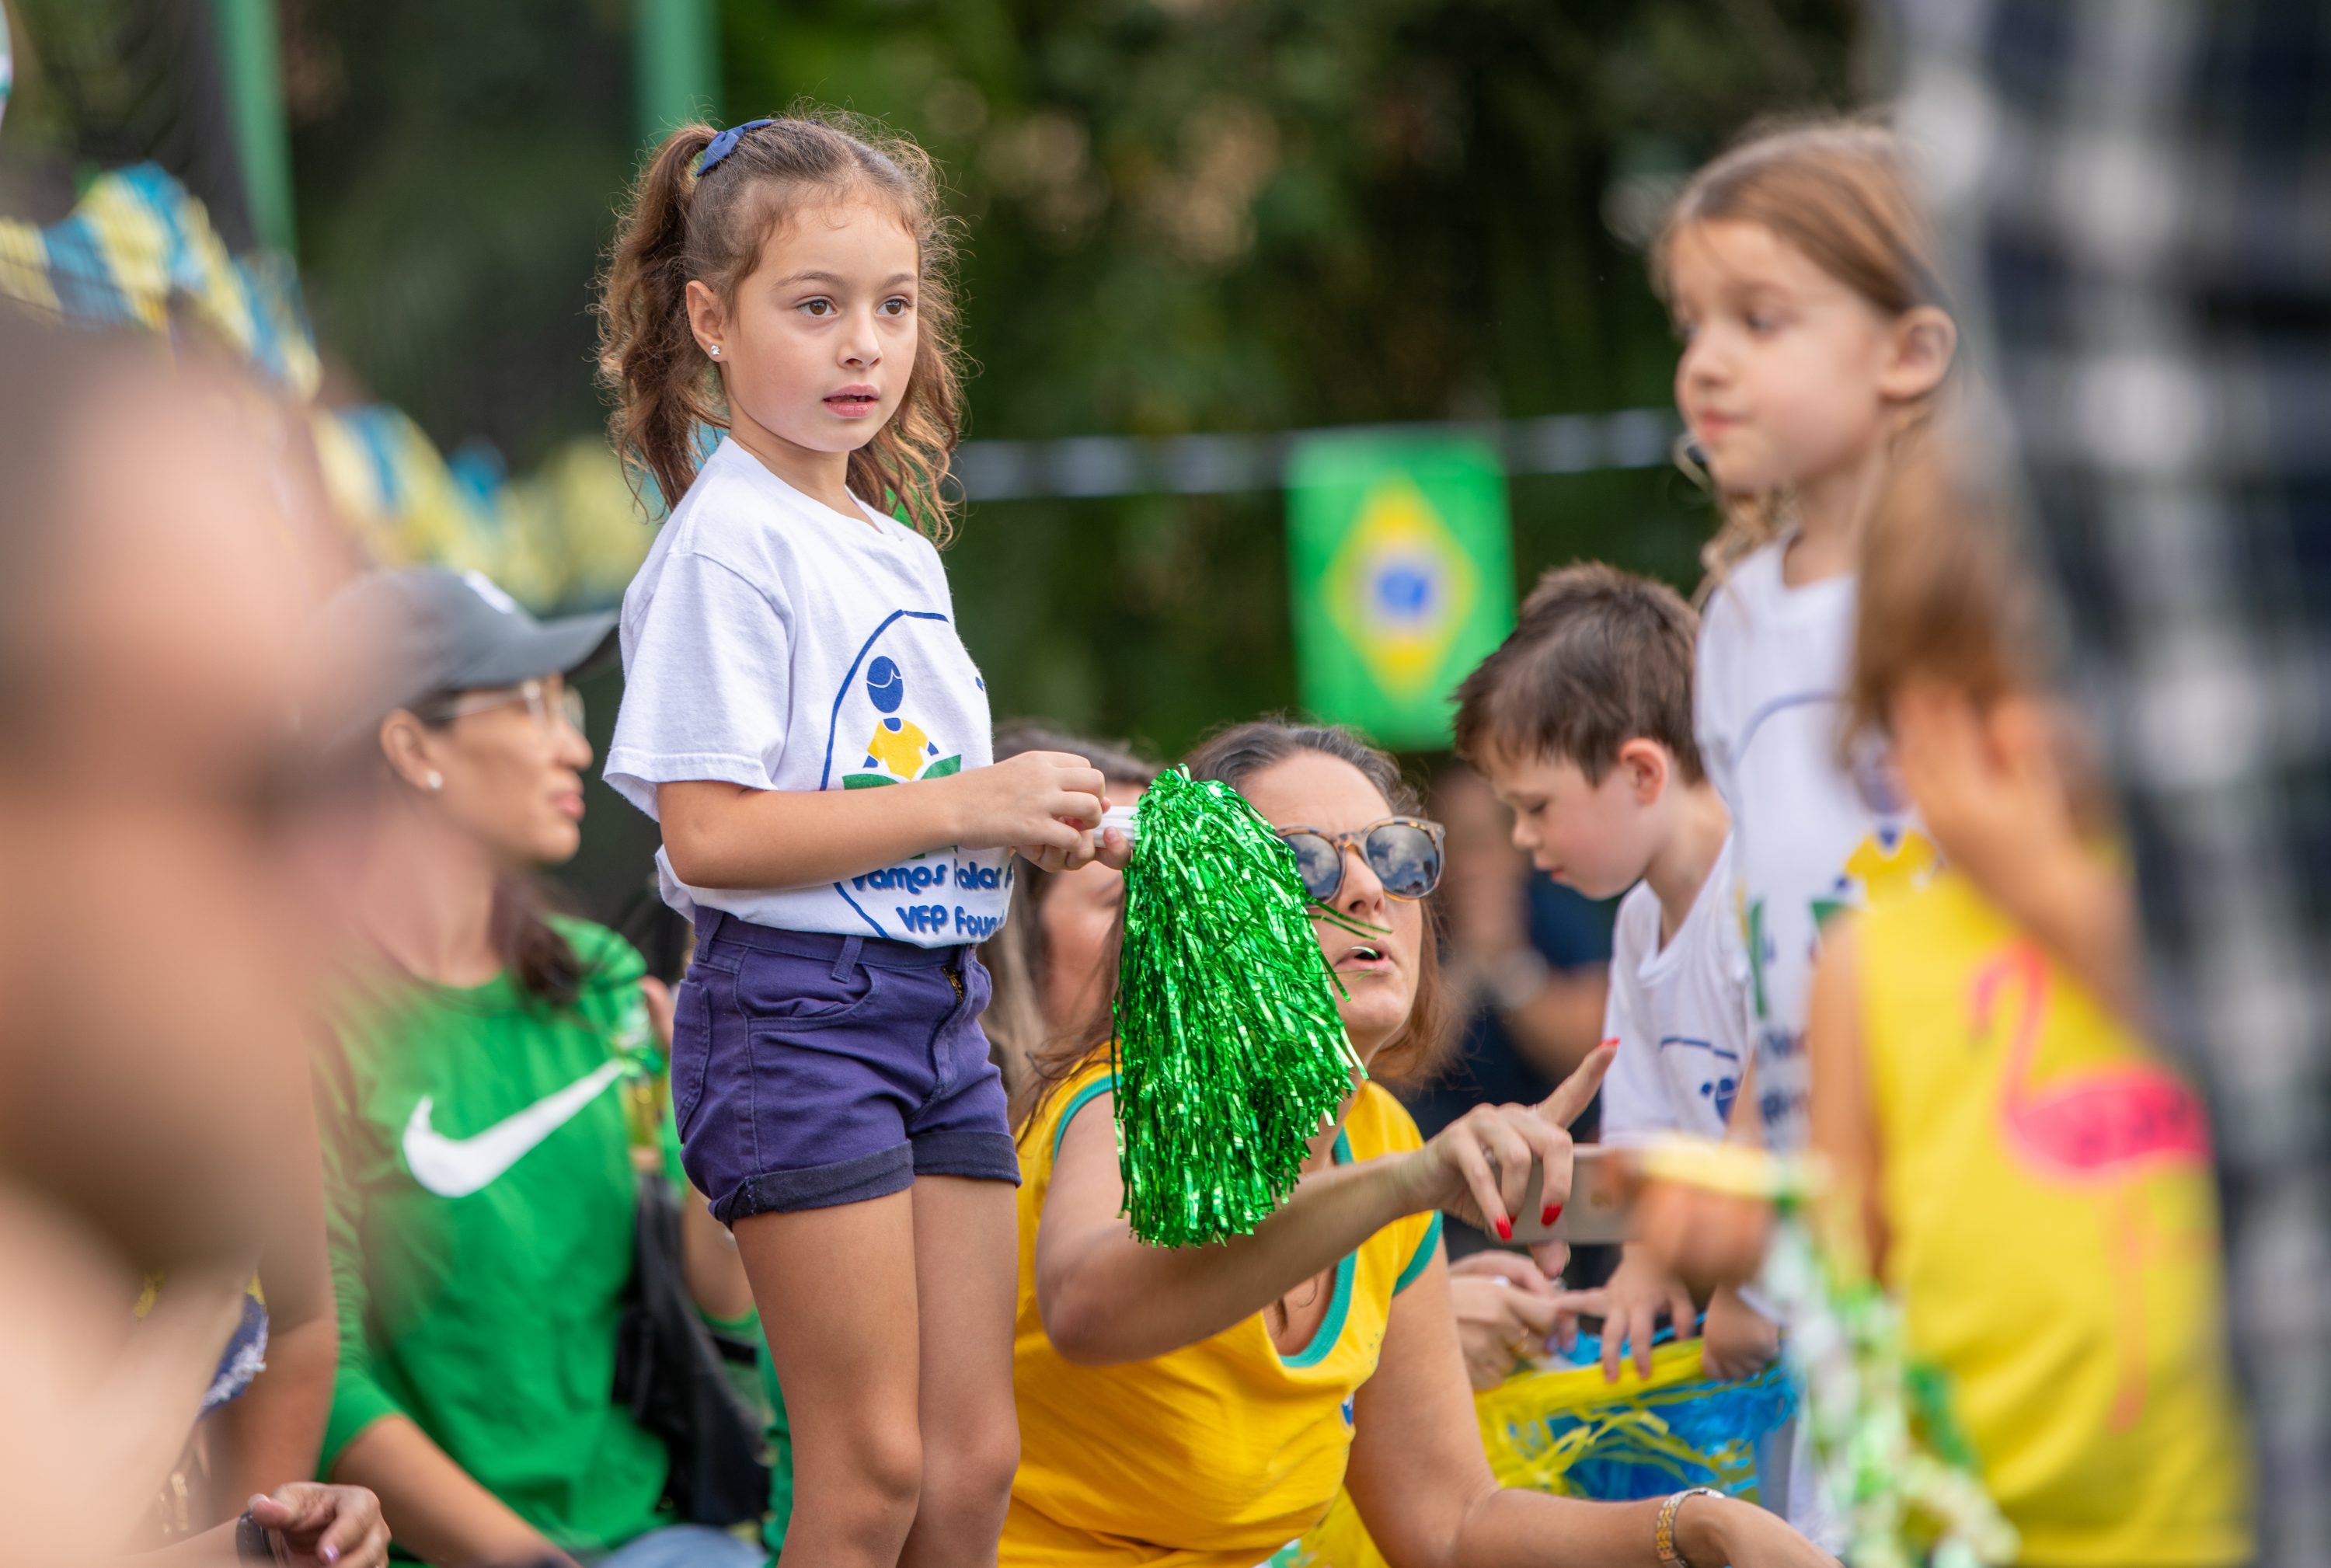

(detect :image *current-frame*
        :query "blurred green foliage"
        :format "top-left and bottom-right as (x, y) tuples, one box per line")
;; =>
(4, 0), (1857, 915)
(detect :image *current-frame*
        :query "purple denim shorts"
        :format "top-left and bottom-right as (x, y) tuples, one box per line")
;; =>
(671, 911), (1019, 1225)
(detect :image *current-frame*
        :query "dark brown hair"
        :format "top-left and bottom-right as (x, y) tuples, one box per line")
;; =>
(1452, 563), (1704, 784)
(595, 111), (967, 540)
(1016, 720), (1456, 1127)
(1653, 117), (1949, 583)
(981, 722), (1162, 1092)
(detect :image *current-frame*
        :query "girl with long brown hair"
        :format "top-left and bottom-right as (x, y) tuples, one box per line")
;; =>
(594, 113), (1124, 1568)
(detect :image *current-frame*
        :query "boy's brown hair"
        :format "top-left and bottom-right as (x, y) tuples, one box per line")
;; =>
(1454, 563), (1705, 783)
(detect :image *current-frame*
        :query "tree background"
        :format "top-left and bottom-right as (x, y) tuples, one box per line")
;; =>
(2, 0), (1859, 922)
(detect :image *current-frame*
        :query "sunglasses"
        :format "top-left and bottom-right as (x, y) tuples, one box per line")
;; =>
(1277, 817), (1446, 904)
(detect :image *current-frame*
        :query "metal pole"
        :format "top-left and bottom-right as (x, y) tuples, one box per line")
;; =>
(637, 0), (719, 145)
(211, 0), (294, 255)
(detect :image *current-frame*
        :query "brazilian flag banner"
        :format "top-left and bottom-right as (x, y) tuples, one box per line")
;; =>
(1286, 435), (1517, 749)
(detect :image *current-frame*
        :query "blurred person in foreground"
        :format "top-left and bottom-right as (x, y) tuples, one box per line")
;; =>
(1653, 446), (2254, 1563)
(1890, 5), (2326, 1560)
(0, 308), (385, 1566)
(979, 723), (1162, 1099)
(1005, 719), (1834, 1568)
(308, 569), (758, 1568)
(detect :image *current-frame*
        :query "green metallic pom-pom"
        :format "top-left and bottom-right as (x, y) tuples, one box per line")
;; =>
(1109, 765), (1363, 1247)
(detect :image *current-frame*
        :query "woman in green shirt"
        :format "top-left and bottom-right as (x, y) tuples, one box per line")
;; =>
(312, 568), (760, 1568)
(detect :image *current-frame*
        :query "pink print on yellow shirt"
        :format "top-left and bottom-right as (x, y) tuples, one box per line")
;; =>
(1975, 943), (2212, 1429)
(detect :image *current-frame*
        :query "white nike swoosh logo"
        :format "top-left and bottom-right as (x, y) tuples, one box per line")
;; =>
(401, 1058), (632, 1198)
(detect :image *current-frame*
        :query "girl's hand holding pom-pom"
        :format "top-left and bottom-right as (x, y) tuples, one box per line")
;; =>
(942, 750), (1108, 868)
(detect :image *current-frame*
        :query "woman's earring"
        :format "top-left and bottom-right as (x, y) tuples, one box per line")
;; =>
(425, 771), (444, 792)
(707, 343), (720, 358)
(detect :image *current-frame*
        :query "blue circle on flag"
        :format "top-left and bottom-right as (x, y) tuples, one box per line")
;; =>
(1372, 559), (1439, 625)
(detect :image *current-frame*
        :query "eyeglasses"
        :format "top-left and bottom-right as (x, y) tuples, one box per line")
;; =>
(429, 678), (585, 736)
(1276, 817), (1446, 904)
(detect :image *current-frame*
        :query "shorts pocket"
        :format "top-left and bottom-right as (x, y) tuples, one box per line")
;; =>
(736, 953), (885, 1031)
(670, 977), (715, 1140)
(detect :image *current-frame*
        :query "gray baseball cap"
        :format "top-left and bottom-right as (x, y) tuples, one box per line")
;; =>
(308, 567), (617, 751)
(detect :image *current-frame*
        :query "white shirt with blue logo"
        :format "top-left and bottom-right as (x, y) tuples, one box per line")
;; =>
(1597, 834), (1751, 1145)
(605, 439), (1012, 947)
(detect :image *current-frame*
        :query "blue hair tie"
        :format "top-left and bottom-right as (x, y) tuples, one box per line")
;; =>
(697, 118), (774, 178)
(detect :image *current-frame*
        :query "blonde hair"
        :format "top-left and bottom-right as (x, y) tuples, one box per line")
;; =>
(595, 111), (967, 541)
(1654, 117), (1949, 584)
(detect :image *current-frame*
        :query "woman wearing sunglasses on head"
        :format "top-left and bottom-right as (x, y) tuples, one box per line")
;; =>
(1003, 720), (1836, 1568)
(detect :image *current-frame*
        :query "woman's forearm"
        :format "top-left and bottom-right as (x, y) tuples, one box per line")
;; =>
(1038, 1145), (1432, 1364)
(1450, 1486), (1765, 1568)
(1451, 1489), (1671, 1566)
(329, 1416), (566, 1568)
(658, 777), (963, 891)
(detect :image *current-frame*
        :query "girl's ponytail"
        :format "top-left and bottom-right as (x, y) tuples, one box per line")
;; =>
(598, 124), (722, 510)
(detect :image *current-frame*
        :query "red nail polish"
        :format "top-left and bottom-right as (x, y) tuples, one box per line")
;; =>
(1542, 1203), (1562, 1227)
(1494, 1216), (1513, 1242)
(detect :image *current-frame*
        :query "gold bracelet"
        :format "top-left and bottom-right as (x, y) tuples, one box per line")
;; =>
(1654, 1486), (1720, 1567)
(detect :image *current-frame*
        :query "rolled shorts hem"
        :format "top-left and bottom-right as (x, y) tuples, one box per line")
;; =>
(714, 1145), (913, 1221)
(911, 1128), (1021, 1186)
(713, 1131), (1019, 1222)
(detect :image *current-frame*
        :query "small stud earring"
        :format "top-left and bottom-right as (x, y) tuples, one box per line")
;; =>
(708, 343), (720, 357)
(425, 771), (444, 792)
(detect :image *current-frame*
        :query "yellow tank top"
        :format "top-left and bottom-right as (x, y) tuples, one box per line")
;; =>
(1005, 1060), (1442, 1568)
(1856, 872), (2251, 1568)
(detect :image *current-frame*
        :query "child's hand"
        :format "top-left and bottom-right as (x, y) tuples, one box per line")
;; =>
(1018, 834), (1096, 874)
(1700, 1284), (1780, 1381)
(946, 751), (1107, 858)
(1637, 1180), (1775, 1296)
(1092, 824), (1133, 870)
(1448, 1251), (1561, 1390)
(1598, 1241), (1699, 1384)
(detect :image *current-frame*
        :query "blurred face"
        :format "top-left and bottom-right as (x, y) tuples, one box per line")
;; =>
(0, 381), (327, 1263)
(688, 198), (921, 469)
(1037, 780), (1145, 1032)
(1239, 751), (1423, 1063)
(1479, 742), (1667, 901)
(1667, 218), (1904, 497)
(399, 674), (592, 867)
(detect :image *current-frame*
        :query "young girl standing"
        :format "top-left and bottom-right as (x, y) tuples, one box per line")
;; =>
(1660, 120), (1959, 1152)
(596, 115), (1115, 1568)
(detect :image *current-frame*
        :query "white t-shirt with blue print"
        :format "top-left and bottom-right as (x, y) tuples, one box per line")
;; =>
(606, 438), (1011, 947)
(1597, 833), (1751, 1145)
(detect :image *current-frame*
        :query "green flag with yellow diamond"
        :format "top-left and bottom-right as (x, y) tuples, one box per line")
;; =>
(1287, 435), (1516, 748)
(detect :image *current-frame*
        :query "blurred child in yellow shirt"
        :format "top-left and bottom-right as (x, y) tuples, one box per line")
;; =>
(1802, 444), (2252, 1567)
